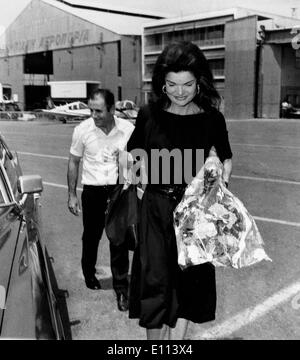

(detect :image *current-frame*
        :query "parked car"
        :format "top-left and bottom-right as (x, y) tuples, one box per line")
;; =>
(115, 100), (138, 125)
(289, 107), (300, 119)
(0, 134), (65, 339)
(0, 101), (21, 112)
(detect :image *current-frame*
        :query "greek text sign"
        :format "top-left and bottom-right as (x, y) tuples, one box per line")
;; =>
(7, 29), (90, 55)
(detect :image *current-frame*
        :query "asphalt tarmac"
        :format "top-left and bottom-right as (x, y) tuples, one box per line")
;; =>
(0, 117), (299, 340)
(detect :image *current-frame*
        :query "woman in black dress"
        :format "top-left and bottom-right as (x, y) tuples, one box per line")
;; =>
(127, 41), (233, 340)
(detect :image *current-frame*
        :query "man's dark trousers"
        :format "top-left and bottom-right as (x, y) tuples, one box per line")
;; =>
(81, 185), (129, 295)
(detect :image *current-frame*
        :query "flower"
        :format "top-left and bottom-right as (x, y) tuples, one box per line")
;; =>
(174, 156), (271, 269)
(208, 203), (228, 217)
(187, 244), (202, 264)
(194, 220), (217, 239)
(178, 249), (187, 267)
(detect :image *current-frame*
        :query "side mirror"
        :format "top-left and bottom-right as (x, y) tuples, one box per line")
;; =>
(18, 175), (43, 195)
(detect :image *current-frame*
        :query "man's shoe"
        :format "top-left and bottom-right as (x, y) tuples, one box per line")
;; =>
(85, 276), (102, 290)
(117, 293), (129, 312)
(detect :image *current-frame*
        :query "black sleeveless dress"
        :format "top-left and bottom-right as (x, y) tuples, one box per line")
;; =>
(127, 105), (232, 329)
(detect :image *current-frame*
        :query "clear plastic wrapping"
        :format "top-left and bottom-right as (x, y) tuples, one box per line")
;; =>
(174, 156), (272, 269)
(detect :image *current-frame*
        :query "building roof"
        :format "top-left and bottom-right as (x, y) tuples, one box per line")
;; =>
(143, 8), (240, 29)
(60, 0), (174, 19)
(142, 6), (300, 30)
(43, 0), (163, 35)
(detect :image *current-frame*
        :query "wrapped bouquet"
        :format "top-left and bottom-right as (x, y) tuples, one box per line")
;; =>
(174, 156), (272, 269)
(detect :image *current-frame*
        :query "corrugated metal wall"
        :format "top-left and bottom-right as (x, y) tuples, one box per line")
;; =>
(5, 0), (119, 56)
(121, 36), (142, 104)
(0, 56), (25, 109)
(260, 44), (282, 118)
(224, 16), (258, 119)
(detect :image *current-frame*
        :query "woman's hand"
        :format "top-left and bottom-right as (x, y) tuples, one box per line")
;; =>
(208, 147), (232, 186)
(208, 146), (218, 157)
(222, 158), (232, 186)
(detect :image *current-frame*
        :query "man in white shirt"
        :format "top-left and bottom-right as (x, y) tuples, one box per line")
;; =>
(67, 89), (134, 312)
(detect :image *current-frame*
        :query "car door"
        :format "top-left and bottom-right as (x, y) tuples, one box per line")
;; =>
(0, 147), (65, 339)
(0, 136), (65, 339)
(0, 146), (28, 336)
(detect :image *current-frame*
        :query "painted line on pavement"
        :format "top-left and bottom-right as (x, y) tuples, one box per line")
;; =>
(232, 175), (300, 186)
(228, 118), (300, 123)
(43, 181), (83, 192)
(42, 181), (300, 227)
(18, 151), (69, 160)
(232, 142), (300, 150)
(253, 216), (300, 228)
(17, 151), (300, 186)
(2, 131), (71, 138)
(192, 280), (300, 340)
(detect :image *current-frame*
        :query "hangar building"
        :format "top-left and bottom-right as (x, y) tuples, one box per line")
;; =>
(0, 0), (165, 110)
(1, 1), (300, 118)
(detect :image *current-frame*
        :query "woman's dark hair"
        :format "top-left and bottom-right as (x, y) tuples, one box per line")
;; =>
(151, 41), (220, 111)
(90, 88), (115, 111)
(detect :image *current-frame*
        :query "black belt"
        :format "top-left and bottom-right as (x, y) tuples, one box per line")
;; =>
(147, 184), (186, 201)
(83, 185), (116, 191)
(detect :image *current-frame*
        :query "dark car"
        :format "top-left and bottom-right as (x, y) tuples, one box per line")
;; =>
(0, 102), (21, 112)
(0, 134), (65, 339)
(289, 107), (300, 119)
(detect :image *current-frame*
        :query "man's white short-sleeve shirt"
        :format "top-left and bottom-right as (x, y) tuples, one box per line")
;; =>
(70, 116), (134, 185)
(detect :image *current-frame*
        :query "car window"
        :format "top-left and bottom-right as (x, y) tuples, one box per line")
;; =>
(0, 139), (19, 202)
(0, 165), (12, 216)
(0, 174), (7, 205)
(3, 153), (19, 199)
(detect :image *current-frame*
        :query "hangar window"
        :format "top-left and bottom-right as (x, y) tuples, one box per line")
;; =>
(24, 51), (53, 74)
(118, 86), (122, 101)
(208, 58), (225, 77)
(117, 41), (122, 76)
(145, 33), (163, 52)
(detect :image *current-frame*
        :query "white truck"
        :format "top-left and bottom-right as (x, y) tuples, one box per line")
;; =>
(0, 83), (20, 111)
(47, 81), (101, 104)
